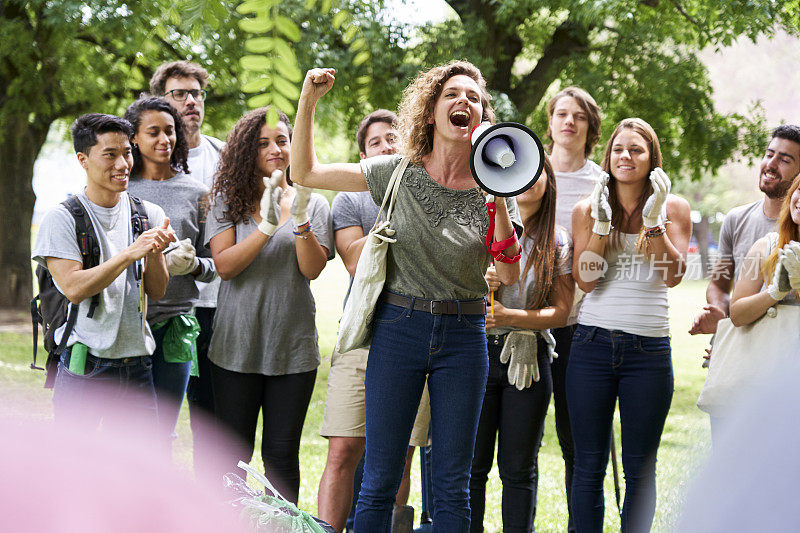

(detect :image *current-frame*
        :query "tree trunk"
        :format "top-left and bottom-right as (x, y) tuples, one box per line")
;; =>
(0, 115), (52, 310)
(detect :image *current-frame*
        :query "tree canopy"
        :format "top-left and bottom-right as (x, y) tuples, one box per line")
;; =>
(1, 0), (798, 309)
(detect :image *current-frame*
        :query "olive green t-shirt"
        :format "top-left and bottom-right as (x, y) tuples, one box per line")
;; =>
(361, 154), (522, 300)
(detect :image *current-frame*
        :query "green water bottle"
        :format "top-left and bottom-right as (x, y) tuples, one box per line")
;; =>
(69, 342), (88, 375)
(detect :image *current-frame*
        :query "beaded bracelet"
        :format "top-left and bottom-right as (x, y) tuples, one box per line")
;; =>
(293, 221), (312, 239)
(645, 224), (666, 238)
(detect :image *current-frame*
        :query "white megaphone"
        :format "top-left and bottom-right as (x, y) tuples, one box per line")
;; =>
(470, 122), (545, 197)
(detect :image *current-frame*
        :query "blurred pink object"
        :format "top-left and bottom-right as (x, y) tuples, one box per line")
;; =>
(0, 411), (247, 533)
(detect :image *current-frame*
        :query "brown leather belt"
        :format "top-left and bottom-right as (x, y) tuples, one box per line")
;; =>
(380, 291), (487, 315)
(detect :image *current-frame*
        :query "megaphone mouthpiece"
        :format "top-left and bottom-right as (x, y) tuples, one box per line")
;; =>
(484, 136), (516, 169)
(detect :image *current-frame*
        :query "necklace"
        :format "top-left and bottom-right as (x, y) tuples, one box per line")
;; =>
(96, 202), (122, 231)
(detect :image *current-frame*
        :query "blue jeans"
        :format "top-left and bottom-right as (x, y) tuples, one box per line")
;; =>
(53, 346), (157, 429)
(566, 325), (673, 533)
(355, 299), (489, 533)
(151, 323), (191, 440)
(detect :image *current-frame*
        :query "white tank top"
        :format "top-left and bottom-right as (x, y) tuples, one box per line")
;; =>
(578, 233), (670, 337)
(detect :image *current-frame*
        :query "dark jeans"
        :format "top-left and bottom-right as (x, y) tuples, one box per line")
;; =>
(151, 323), (191, 440)
(566, 325), (673, 533)
(187, 306), (217, 473)
(211, 362), (317, 504)
(53, 346), (157, 430)
(551, 324), (576, 532)
(355, 300), (488, 533)
(470, 337), (553, 533)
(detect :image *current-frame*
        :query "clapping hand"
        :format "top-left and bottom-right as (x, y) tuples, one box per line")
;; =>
(688, 304), (726, 335)
(165, 238), (199, 276)
(291, 182), (312, 227)
(590, 172), (612, 236)
(257, 170), (284, 236)
(781, 240), (800, 290)
(643, 167), (671, 228)
(767, 251), (792, 301)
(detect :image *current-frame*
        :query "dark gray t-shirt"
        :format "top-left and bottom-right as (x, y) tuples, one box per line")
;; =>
(718, 199), (776, 281)
(128, 172), (216, 324)
(331, 190), (380, 307)
(204, 192), (334, 375)
(361, 155), (522, 300)
(31, 192), (166, 359)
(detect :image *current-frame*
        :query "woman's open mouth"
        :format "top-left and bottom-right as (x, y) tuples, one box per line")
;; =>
(449, 110), (470, 128)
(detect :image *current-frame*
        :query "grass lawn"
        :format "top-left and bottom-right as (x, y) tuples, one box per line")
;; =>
(0, 259), (712, 532)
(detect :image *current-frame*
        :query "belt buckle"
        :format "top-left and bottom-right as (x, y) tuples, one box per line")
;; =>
(429, 300), (442, 315)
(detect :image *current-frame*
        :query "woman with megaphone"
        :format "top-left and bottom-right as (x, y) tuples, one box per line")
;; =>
(568, 118), (691, 532)
(292, 62), (522, 531)
(470, 154), (575, 533)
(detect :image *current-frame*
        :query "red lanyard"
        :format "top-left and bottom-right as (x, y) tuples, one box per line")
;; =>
(485, 201), (521, 264)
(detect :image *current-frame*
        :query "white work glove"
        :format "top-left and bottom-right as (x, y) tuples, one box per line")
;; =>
(165, 238), (199, 276)
(642, 167), (671, 228)
(589, 172), (612, 236)
(499, 331), (540, 391)
(767, 251), (792, 301)
(781, 241), (800, 290)
(291, 182), (312, 227)
(257, 170), (283, 236)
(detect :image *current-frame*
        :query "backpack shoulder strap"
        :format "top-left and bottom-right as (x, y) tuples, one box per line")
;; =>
(62, 196), (101, 318)
(129, 194), (150, 237)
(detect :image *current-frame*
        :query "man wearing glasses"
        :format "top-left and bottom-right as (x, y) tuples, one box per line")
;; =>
(149, 61), (224, 478)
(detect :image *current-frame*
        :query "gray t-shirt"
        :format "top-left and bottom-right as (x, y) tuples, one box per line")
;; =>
(718, 199), (776, 281)
(489, 227), (573, 335)
(331, 190), (380, 307)
(187, 135), (224, 308)
(361, 155), (522, 300)
(32, 192), (166, 359)
(127, 172), (217, 324)
(204, 192), (334, 375)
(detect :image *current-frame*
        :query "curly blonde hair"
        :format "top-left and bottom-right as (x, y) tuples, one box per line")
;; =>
(397, 61), (495, 165)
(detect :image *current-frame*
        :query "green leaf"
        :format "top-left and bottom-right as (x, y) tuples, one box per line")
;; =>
(236, 0), (270, 15)
(244, 37), (274, 53)
(304, 0), (316, 9)
(240, 54), (272, 72)
(344, 25), (358, 43)
(242, 76), (272, 93)
(273, 76), (300, 100)
(271, 92), (295, 116)
(349, 37), (367, 52)
(272, 38), (296, 63)
(273, 54), (303, 82)
(238, 16), (273, 33)
(320, 0), (332, 15)
(248, 93), (272, 108)
(275, 15), (301, 42)
(332, 10), (350, 29)
(356, 75), (371, 85)
(353, 50), (370, 66)
(266, 106), (280, 127)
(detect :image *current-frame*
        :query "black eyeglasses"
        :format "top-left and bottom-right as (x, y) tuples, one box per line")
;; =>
(164, 89), (207, 102)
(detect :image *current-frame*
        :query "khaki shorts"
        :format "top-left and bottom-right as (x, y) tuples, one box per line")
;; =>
(321, 347), (431, 447)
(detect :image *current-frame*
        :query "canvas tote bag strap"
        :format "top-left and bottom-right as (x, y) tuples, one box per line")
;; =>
(370, 157), (410, 232)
